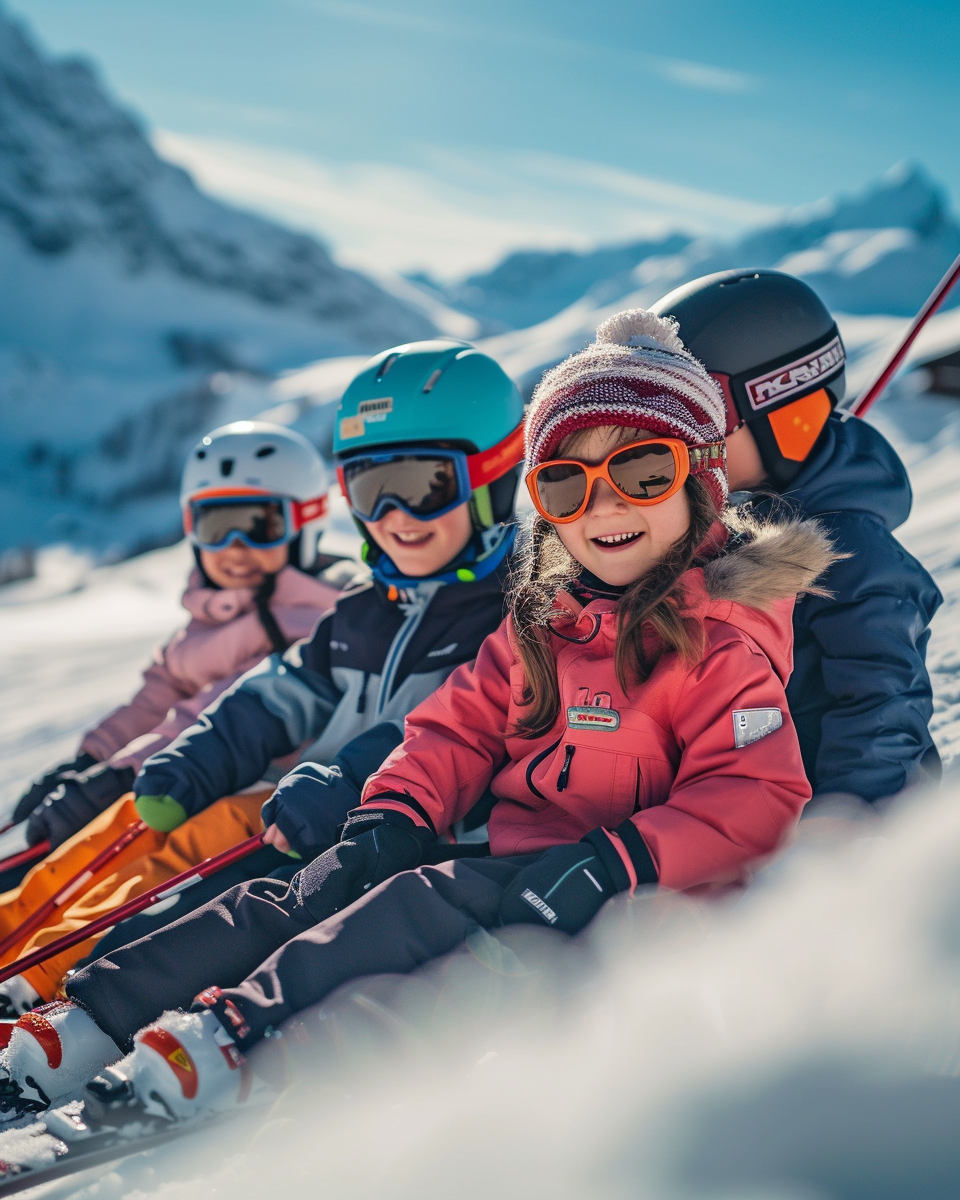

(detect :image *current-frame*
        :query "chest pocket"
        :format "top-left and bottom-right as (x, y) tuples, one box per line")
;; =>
(530, 741), (640, 829)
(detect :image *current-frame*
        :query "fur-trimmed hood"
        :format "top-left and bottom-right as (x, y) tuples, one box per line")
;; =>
(703, 513), (838, 611)
(546, 514), (839, 688)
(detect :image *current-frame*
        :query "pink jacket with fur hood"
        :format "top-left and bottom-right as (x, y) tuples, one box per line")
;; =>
(81, 565), (339, 773)
(365, 519), (835, 891)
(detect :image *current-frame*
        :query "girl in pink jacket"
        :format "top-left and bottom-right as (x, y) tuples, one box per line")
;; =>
(6, 311), (836, 1128)
(12, 422), (344, 850)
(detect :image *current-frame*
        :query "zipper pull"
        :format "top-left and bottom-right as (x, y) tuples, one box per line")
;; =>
(556, 744), (576, 792)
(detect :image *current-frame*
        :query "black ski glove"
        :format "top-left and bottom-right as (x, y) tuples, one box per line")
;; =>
(293, 807), (435, 924)
(26, 763), (136, 849)
(262, 723), (404, 861)
(13, 753), (98, 824)
(498, 825), (658, 935)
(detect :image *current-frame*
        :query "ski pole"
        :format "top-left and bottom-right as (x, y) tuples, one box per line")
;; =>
(0, 832), (265, 986)
(0, 821), (149, 963)
(850, 250), (960, 418)
(0, 841), (50, 876)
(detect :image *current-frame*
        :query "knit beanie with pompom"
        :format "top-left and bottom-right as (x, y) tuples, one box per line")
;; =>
(525, 309), (729, 512)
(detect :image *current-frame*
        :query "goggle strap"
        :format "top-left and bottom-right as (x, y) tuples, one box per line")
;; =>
(466, 424), (525, 489)
(293, 494), (328, 527)
(687, 443), (726, 473)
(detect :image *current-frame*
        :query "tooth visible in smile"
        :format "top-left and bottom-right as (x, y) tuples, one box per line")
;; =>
(594, 532), (640, 545)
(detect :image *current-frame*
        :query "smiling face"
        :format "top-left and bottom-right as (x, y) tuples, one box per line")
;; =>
(365, 502), (474, 578)
(551, 426), (692, 587)
(200, 541), (289, 589)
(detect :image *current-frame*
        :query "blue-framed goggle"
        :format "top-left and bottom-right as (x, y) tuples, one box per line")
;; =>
(186, 493), (327, 551)
(337, 447), (473, 523)
(337, 427), (526, 524)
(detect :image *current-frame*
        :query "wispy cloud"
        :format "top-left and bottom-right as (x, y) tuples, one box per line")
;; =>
(154, 130), (781, 278)
(284, 0), (762, 96)
(654, 58), (758, 94)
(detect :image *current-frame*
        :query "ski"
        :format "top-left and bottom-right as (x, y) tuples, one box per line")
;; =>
(0, 1090), (265, 1195)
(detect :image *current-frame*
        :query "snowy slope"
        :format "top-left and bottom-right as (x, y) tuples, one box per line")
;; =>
(430, 162), (960, 332)
(1, 384), (960, 1195)
(0, 9), (433, 560)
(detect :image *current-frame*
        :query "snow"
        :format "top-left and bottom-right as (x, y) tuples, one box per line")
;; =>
(0, 380), (958, 1196)
(3, 11), (960, 1194)
(0, 10), (434, 561)
(426, 163), (960, 335)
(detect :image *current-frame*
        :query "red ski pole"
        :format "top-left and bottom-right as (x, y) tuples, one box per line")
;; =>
(0, 832), (265, 986)
(0, 821), (149, 963)
(851, 250), (960, 418)
(0, 841), (50, 876)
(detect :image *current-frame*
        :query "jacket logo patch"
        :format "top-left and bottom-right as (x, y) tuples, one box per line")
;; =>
(733, 708), (782, 748)
(520, 888), (557, 924)
(567, 705), (620, 731)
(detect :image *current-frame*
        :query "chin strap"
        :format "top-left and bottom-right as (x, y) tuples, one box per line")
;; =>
(371, 523), (516, 590)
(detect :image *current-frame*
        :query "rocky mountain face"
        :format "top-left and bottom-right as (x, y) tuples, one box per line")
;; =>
(409, 233), (693, 334)
(0, 8), (433, 559)
(430, 163), (960, 333)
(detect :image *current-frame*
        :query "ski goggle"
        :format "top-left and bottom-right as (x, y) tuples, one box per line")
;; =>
(337, 426), (524, 523)
(526, 438), (725, 524)
(184, 491), (328, 551)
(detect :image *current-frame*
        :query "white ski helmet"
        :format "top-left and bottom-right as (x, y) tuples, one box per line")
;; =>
(181, 421), (330, 570)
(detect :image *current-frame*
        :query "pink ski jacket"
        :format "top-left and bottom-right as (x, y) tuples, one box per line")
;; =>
(365, 519), (835, 891)
(81, 565), (340, 773)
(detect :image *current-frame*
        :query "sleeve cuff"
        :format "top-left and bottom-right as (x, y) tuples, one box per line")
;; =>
(135, 794), (188, 832)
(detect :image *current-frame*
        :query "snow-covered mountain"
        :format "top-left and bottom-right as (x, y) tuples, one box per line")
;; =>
(0, 8), (434, 560)
(428, 163), (960, 333)
(408, 232), (693, 334)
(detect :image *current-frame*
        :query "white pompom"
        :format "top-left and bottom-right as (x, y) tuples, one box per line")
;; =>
(595, 309), (686, 354)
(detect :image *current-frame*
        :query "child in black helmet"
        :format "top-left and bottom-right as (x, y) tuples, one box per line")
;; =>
(653, 268), (942, 807)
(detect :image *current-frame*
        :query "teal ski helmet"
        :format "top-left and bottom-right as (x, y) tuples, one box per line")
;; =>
(334, 340), (525, 532)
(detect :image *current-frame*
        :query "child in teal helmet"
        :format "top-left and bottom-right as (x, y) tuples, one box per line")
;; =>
(23, 344), (526, 993)
(333, 339), (525, 589)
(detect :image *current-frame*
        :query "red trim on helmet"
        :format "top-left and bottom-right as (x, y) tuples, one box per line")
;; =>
(710, 373), (743, 437)
(467, 423), (525, 489)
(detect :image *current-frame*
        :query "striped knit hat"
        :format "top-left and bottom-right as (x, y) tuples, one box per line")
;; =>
(526, 309), (728, 511)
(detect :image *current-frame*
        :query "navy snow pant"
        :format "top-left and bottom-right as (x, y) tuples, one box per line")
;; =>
(68, 854), (540, 1053)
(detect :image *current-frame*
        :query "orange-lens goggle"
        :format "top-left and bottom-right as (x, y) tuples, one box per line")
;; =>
(526, 438), (725, 524)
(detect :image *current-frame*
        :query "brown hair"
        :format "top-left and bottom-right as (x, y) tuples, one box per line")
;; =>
(508, 427), (720, 738)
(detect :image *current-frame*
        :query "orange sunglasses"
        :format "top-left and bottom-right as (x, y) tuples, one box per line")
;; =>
(526, 438), (725, 524)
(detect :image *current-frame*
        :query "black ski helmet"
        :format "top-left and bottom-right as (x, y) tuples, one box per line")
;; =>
(651, 269), (845, 486)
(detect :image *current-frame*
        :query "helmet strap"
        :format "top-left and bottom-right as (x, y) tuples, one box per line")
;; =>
(468, 484), (495, 532)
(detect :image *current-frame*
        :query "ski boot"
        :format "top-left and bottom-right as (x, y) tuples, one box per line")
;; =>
(0, 976), (40, 1021)
(0, 1000), (121, 1120)
(89, 1009), (267, 1124)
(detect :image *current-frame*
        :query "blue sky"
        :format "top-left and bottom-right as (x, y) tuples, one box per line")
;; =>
(7, 0), (959, 276)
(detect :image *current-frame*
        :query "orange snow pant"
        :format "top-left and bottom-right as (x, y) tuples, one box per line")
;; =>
(0, 789), (272, 1001)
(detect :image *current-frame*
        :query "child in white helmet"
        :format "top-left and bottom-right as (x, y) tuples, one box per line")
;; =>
(0, 423), (346, 1015)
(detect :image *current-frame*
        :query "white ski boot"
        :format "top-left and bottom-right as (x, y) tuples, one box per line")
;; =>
(0, 977), (40, 1020)
(94, 1009), (263, 1123)
(0, 1001), (121, 1117)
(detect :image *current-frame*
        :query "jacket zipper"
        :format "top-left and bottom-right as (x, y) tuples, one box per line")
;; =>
(375, 589), (434, 718)
(556, 745), (576, 792)
(525, 737), (562, 801)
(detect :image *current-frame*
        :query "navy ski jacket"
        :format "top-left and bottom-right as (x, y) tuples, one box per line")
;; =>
(747, 413), (941, 803)
(134, 568), (509, 825)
